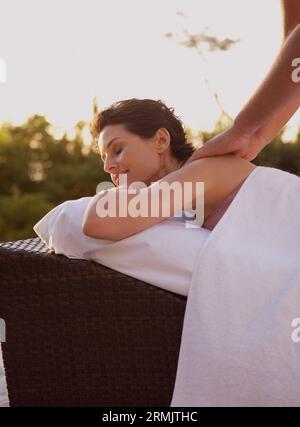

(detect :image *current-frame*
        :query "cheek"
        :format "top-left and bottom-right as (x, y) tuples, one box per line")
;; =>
(125, 147), (160, 181)
(128, 149), (158, 168)
(138, 155), (159, 172)
(136, 159), (160, 183)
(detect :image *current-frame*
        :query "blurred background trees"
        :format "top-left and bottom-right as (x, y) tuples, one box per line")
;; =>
(0, 115), (109, 241)
(0, 114), (299, 242)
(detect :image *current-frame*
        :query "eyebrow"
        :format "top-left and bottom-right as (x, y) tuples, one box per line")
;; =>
(100, 137), (121, 160)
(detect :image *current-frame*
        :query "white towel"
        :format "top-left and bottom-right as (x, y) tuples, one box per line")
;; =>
(32, 197), (210, 297)
(0, 345), (9, 407)
(171, 166), (300, 407)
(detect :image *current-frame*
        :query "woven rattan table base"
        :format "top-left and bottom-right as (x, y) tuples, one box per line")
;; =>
(0, 237), (187, 406)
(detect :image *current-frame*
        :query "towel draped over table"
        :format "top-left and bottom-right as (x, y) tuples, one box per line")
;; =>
(171, 166), (300, 407)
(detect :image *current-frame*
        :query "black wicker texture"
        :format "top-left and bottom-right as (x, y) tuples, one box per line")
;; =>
(0, 238), (187, 407)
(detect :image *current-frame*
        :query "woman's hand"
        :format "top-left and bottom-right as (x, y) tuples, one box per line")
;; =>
(184, 124), (267, 165)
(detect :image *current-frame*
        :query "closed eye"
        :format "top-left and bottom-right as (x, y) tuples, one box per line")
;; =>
(101, 143), (123, 162)
(101, 149), (122, 162)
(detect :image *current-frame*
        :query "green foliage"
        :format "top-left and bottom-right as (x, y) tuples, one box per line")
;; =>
(253, 135), (300, 176)
(0, 114), (299, 242)
(0, 115), (109, 241)
(0, 187), (55, 241)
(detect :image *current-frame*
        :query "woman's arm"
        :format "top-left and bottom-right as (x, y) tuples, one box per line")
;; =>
(82, 154), (256, 241)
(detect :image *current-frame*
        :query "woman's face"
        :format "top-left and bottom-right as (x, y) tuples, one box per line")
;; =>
(98, 124), (173, 187)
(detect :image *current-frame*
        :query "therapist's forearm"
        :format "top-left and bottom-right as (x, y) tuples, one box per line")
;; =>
(248, 96), (300, 148)
(234, 24), (300, 140)
(281, 0), (300, 39)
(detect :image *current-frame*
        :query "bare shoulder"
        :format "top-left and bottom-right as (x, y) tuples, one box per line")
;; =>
(186, 154), (257, 212)
(203, 153), (255, 173)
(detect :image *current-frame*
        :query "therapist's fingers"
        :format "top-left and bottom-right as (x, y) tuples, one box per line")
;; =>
(184, 137), (230, 165)
(240, 135), (271, 161)
(185, 129), (251, 164)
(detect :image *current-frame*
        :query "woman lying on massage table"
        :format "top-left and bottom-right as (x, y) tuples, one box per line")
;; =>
(82, 100), (256, 242)
(36, 98), (250, 298)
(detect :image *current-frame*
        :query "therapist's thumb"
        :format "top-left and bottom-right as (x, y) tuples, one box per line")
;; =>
(185, 138), (231, 165)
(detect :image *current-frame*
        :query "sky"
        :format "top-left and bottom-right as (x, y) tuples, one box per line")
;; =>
(0, 0), (299, 141)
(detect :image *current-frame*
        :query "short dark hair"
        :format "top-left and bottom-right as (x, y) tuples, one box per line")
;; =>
(90, 98), (195, 162)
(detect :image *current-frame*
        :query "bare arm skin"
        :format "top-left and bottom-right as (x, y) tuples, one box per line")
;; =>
(281, 0), (300, 38)
(234, 24), (300, 143)
(82, 155), (256, 241)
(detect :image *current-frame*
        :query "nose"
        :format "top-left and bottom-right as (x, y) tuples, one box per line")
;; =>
(103, 156), (117, 174)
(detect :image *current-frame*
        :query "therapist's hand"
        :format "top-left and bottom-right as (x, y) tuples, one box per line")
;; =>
(184, 124), (266, 164)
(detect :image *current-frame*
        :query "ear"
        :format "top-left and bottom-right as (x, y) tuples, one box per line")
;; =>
(155, 128), (171, 154)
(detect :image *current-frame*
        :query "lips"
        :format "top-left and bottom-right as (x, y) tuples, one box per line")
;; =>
(113, 170), (129, 184)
